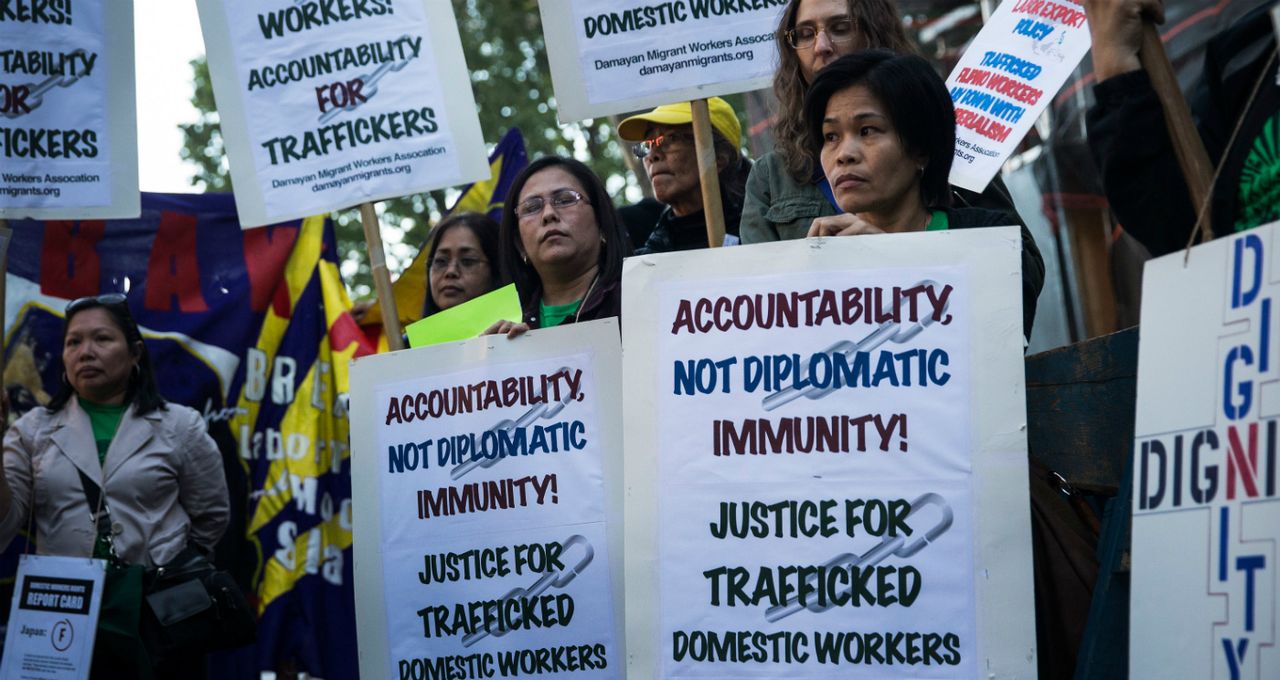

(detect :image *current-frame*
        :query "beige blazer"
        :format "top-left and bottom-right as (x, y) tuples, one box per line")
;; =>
(0, 399), (229, 567)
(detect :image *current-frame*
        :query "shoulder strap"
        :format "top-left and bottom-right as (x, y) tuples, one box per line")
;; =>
(75, 468), (113, 541)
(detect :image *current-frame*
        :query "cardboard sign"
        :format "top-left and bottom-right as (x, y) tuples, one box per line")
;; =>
(1131, 222), (1280, 679)
(0, 555), (105, 680)
(539, 0), (786, 122)
(350, 320), (625, 679)
(195, 0), (489, 228)
(944, 0), (1091, 192)
(0, 0), (138, 220)
(622, 230), (1037, 678)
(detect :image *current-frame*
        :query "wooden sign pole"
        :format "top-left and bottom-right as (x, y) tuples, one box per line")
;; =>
(0, 219), (10, 414)
(1138, 23), (1214, 243)
(359, 203), (406, 351)
(689, 99), (727, 248)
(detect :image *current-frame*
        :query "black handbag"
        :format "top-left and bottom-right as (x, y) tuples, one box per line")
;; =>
(77, 469), (257, 658)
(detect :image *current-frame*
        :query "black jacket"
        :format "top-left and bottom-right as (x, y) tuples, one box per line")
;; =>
(1087, 6), (1280, 256)
(520, 278), (622, 330)
(945, 207), (1046, 340)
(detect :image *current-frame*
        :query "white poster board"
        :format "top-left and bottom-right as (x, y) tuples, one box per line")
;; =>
(1131, 221), (1280, 679)
(622, 230), (1037, 678)
(944, 0), (1091, 193)
(0, 0), (139, 220)
(195, 0), (489, 228)
(350, 320), (625, 679)
(0, 555), (105, 680)
(539, 0), (786, 122)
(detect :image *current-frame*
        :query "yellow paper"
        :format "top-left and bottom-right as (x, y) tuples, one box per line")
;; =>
(405, 284), (522, 348)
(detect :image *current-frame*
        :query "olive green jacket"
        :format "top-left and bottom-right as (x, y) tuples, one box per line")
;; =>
(739, 151), (837, 243)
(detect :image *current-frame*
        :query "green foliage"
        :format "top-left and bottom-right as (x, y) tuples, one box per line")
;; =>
(179, 0), (638, 299)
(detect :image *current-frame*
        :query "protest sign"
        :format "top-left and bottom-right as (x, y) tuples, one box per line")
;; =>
(539, 0), (786, 122)
(195, 0), (488, 228)
(1131, 221), (1280, 679)
(406, 284), (522, 349)
(622, 230), (1036, 678)
(0, 555), (105, 680)
(0, 0), (138, 220)
(944, 0), (1091, 193)
(350, 320), (625, 679)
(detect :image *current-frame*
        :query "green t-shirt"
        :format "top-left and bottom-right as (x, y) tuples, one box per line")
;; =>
(926, 210), (949, 231)
(78, 397), (126, 465)
(540, 299), (583, 328)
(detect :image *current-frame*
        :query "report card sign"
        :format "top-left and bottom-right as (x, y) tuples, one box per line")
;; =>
(350, 320), (625, 680)
(622, 230), (1037, 678)
(539, 0), (786, 122)
(196, 0), (488, 227)
(1132, 222), (1280, 679)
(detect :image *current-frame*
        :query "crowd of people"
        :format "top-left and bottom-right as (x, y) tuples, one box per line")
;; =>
(2, 0), (1275, 676)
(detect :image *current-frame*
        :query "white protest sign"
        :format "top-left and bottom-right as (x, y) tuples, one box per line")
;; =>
(195, 0), (489, 228)
(0, 555), (105, 680)
(0, 0), (139, 220)
(622, 230), (1037, 678)
(945, 0), (1091, 193)
(350, 320), (625, 680)
(1131, 221), (1280, 679)
(539, 0), (786, 122)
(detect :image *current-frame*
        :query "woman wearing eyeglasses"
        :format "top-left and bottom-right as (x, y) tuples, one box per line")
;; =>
(615, 97), (753, 254)
(423, 212), (504, 316)
(486, 156), (632, 336)
(0, 294), (229, 676)
(740, 0), (914, 244)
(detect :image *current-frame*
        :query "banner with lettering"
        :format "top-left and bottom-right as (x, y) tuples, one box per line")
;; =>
(539, 0), (786, 122)
(1131, 221), (1280, 679)
(349, 320), (625, 679)
(944, 0), (1091, 192)
(0, 0), (138, 219)
(1, 193), (372, 679)
(194, 0), (488, 227)
(621, 231), (1036, 678)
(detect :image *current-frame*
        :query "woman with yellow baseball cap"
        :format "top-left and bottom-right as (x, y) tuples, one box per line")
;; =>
(616, 97), (752, 254)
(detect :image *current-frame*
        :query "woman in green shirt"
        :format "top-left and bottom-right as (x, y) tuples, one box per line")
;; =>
(802, 51), (1045, 339)
(487, 156), (631, 336)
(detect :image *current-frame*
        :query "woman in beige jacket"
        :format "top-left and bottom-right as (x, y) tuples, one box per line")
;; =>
(0, 293), (229, 677)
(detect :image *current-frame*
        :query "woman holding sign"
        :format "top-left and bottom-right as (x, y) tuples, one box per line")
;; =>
(486, 156), (631, 336)
(423, 212), (504, 316)
(804, 51), (1045, 338)
(741, 0), (1019, 244)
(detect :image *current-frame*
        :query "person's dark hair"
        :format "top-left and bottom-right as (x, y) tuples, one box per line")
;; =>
(48, 298), (166, 415)
(422, 212), (504, 316)
(772, 0), (916, 184)
(498, 156), (631, 307)
(713, 132), (754, 222)
(804, 50), (955, 209)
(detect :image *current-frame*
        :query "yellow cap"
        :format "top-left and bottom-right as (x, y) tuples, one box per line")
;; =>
(617, 97), (741, 146)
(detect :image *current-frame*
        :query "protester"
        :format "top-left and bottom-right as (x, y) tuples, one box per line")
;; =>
(423, 212), (504, 316)
(740, 0), (914, 243)
(804, 51), (1045, 338)
(0, 294), (229, 677)
(616, 97), (753, 253)
(1085, 0), (1280, 256)
(486, 156), (631, 336)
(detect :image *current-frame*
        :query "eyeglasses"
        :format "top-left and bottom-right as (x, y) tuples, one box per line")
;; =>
(631, 132), (693, 159)
(785, 19), (857, 49)
(516, 189), (589, 220)
(429, 255), (489, 273)
(65, 293), (129, 315)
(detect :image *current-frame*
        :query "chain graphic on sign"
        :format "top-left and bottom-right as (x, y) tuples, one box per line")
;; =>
(764, 493), (953, 622)
(4, 49), (91, 119)
(317, 36), (416, 124)
(761, 279), (950, 411)
(449, 366), (578, 481)
(459, 534), (595, 648)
